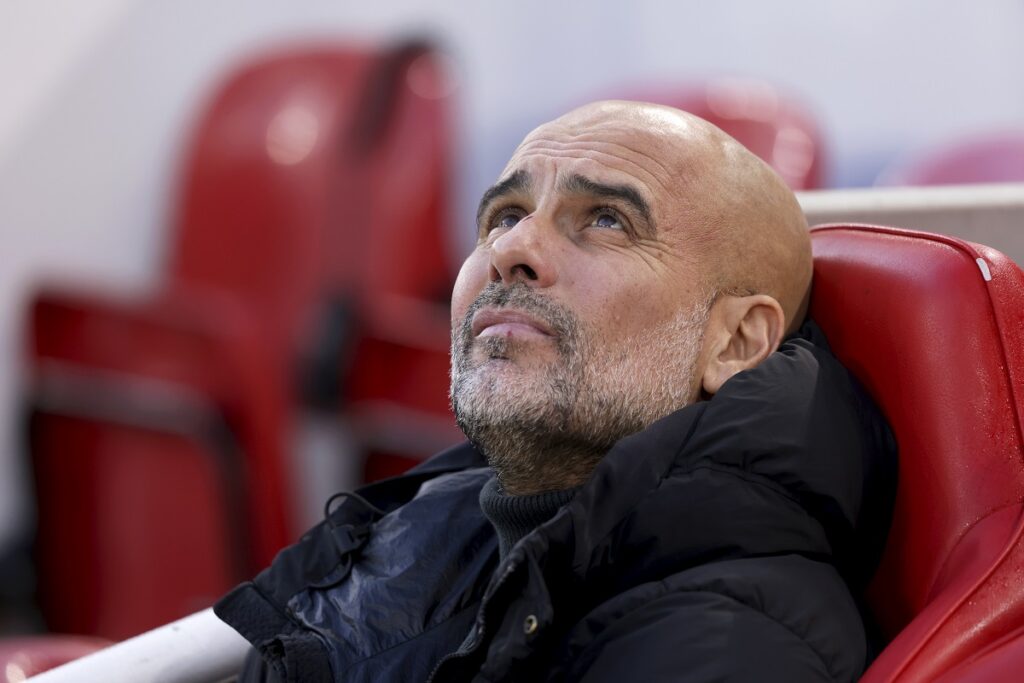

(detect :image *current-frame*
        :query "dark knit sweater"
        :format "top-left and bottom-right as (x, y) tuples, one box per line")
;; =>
(478, 476), (578, 559)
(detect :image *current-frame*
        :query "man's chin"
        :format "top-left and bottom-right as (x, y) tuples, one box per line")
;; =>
(453, 368), (564, 419)
(457, 366), (531, 399)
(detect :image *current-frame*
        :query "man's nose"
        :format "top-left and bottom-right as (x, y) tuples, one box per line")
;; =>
(488, 215), (558, 287)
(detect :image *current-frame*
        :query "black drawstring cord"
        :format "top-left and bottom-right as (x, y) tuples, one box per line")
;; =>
(323, 490), (388, 521)
(308, 491), (389, 589)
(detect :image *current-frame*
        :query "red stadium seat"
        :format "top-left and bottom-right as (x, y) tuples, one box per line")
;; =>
(179, 41), (463, 478)
(27, 287), (291, 639)
(625, 79), (826, 190)
(24, 41), (460, 640)
(934, 627), (1024, 683)
(877, 132), (1024, 186)
(0, 636), (110, 681)
(170, 42), (456, 367)
(810, 225), (1024, 682)
(170, 40), (460, 480)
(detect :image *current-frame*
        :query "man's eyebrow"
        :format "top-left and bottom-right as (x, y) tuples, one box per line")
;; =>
(476, 169), (532, 227)
(559, 173), (656, 235)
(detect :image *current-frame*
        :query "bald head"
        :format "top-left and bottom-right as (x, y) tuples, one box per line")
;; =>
(515, 100), (812, 333)
(453, 100), (814, 492)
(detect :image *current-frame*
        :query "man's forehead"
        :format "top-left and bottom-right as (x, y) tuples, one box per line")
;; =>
(514, 103), (707, 159)
(509, 121), (675, 171)
(497, 135), (670, 212)
(536, 100), (701, 139)
(500, 108), (720, 200)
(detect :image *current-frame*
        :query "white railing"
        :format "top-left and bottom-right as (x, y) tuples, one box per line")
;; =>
(26, 609), (249, 683)
(798, 182), (1024, 265)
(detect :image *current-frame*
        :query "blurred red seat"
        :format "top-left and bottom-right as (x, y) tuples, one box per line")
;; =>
(876, 132), (1024, 186)
(624, 79), (826, 189)
(27, 287), (290, 639)
(0, 635), (110, 681)
(169, 39), (462, 480)
(810, 225), (1024, 682)
(24, 40), (460, 640)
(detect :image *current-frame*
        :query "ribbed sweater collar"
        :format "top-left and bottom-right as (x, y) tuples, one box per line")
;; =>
(479, 475), (579, 559)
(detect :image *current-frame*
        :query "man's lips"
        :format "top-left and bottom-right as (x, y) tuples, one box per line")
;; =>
(471, 307), (555, 339)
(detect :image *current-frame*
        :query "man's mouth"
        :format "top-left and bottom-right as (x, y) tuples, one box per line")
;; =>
(471, 307), (556, 340)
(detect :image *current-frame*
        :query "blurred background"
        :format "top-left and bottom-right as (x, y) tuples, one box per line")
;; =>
(2, 0), (1024, 661)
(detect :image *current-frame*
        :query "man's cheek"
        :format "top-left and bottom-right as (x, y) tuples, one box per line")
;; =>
(451, 254), (489, 323)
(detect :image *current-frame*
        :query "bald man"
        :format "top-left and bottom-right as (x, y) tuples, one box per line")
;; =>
(217, 102), (895, 683)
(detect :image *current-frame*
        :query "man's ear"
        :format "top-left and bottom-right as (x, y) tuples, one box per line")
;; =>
(700, 294), (786, 396)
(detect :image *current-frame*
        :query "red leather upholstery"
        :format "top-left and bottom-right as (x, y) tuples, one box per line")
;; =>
(934, 627), (1024, 683)
(877, 133), (1024, 186)
(810, 225), (1024, 682)
(626, 79), (826, 190)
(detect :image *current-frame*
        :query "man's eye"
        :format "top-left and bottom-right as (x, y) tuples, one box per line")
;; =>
(591, 210), (624, 230)
(491, 210), (523, 231)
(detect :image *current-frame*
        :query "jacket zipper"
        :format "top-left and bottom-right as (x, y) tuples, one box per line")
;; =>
(425, 560), (519, 683)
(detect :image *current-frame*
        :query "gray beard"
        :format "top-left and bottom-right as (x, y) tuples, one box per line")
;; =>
(450, 282), (711, 493)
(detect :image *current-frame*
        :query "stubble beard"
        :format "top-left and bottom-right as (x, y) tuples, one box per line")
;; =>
(450, 282), (713, 494)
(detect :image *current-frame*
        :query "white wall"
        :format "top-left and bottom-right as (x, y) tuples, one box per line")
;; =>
(1, 0), (1022, 547)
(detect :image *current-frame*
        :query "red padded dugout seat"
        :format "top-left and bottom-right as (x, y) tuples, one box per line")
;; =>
(25, 40), (461, 639)
(169, 41), (460, 478)
(170, 42), (456, 366)
(27, 286), (291, 639)
(810, 225), (1024, 682)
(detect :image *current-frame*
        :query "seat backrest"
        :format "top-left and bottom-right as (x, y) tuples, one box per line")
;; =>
(168, 43), (456, 361)
(167, 43), (458, 471)
(168, 46), (370, 360)
(625, 79), (826, 190)
(809, 225), (1024, 682)
(27, 287), (292, 639)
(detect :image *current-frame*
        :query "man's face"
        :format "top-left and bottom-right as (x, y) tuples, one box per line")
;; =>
(450, 106), (718, 485)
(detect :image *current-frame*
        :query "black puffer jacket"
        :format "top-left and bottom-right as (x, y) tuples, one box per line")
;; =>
(216, 321), (896, 682)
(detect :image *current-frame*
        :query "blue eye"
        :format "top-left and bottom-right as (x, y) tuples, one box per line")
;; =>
(498, 213), (521, 229)
(487, 209), (523, 233)
(592, 211), (623, 229)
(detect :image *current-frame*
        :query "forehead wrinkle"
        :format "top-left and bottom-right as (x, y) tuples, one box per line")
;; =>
(510, 144), (672, 199)
(518, 135), (677, 185)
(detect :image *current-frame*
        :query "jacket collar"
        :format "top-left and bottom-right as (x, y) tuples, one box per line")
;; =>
(507, 320), (896, 601)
